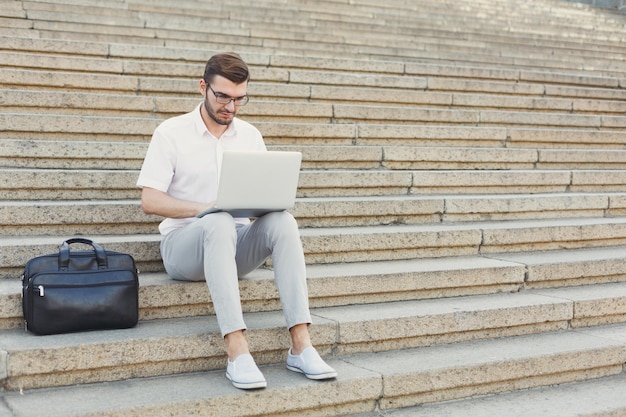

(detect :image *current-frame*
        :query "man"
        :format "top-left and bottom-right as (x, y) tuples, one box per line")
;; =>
(136, 52), (337, 390)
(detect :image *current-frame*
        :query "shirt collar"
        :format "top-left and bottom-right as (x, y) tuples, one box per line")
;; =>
(193, 103), (238, 139)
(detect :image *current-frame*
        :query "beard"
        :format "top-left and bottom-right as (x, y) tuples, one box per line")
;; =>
(203, 95), (235, 126)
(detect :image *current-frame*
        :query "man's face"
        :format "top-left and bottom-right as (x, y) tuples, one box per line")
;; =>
(201, 75), (248, 126)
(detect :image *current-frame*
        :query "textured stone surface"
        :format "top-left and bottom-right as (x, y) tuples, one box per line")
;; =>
(0, 313), (337, 390)
(6, 220), (626, 278)
(344, 329), (625, 409)
(2, 361), (380, 417)
(534, 283), (626, 327)
(3, 325), (626, 416)
(380, 373), (626, 416)
(383, 146), (537, 170)
(410, 170), (572, 194)
(1, 256), (526, 329)
(315, 291), (573, 353)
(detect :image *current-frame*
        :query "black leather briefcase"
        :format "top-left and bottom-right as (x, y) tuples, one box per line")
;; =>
(22, 238), (139, 335)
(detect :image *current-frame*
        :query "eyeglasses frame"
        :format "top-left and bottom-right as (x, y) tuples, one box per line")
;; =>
(207, 85), (249, 106)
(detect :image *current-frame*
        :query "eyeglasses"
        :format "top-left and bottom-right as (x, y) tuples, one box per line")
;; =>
(207, 85), (249, 106)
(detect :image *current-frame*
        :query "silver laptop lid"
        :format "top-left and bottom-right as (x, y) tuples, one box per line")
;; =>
(197, 150), (302, 218)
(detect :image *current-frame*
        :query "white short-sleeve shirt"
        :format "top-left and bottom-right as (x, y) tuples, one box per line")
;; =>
(137, 103), (266, 235)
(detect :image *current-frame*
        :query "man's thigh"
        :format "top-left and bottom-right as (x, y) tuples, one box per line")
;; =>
(162, 213), (237, 281)
(235, 212), (296, 276)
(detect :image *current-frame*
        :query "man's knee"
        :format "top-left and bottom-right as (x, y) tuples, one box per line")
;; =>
(262, 211), (300, 239)
(198, 212), (237, 238)
(265, 210), (297, 225)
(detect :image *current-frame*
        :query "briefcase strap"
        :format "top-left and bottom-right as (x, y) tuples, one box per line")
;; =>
(59, 238), (108, 270)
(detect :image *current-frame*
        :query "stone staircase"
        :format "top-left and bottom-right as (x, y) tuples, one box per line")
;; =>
(2, 0), (626, 415)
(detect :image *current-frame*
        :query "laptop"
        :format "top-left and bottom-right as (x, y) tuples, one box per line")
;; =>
(196, 150), (302, 218)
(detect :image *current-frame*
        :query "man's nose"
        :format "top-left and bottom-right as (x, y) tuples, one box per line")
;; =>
(225, 100), (236, 111)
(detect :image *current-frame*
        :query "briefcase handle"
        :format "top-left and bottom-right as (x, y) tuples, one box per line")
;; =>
(59, 238), (108, 270)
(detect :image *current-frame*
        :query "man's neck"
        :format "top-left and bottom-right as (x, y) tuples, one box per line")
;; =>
(199, 104), (229, 138)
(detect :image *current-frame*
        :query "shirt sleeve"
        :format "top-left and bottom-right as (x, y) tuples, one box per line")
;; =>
(136, 127), (176, 192)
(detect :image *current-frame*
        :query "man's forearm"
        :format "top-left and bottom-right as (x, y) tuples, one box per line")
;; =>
(141, 187), (214, 218)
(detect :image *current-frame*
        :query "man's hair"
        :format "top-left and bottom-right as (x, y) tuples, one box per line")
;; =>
(203, 52), (250, 84)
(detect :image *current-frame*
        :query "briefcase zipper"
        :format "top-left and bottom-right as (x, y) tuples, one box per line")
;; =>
(32, 280), (136, 297)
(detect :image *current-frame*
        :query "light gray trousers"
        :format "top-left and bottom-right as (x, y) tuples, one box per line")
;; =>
(160, 211), (312, 337)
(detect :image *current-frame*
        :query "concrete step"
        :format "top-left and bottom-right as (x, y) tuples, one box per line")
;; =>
(2, 284), (626, 390)
(4, 217), (626, 277)
(336, 324), (626, 411)
(0, 200), (159, 236)
(0, 254), (527, 330)
(7, 86), (626, 117)
(17, 2), (143, 27)
(5, 190), (612, 231)
(0, 140), (147, 170)
(0, 113), (160, 141)
(5, 166), (626, 200)
(2, 192), (624, 236)
(4, 246), (626, 330)
(5, 89), (626, 134)
(406, 169), (626, 194)
(371, 373), (626, 417)
(332, 103), (621, 128)
(0, 120), (539, 149)
(4, 110), (626, 148)
(287, 124), (626, 149)
(407, 62), (623, 91)
(0, 96), (332, 125)
(6, 139), (626, 171)
(1, 322), (625, 415)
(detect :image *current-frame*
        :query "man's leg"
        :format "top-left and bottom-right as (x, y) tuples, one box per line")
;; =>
(161, 213), (267, 389)
(236, 211), (337, 380)
(235, 211), (312, 329)
(160, 212), (247, 336)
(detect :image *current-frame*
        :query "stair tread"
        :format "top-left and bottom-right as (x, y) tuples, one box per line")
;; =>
(3, 282), (626, 370)
(5, 218), (626, 277)
(4, 247), (626, 325)
(2, 323), (625, 417)
(378, 373), (626, 417)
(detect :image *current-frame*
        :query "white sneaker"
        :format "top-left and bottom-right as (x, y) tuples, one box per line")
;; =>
(225, 353), (267, 390)
(286, 347), (338, 380)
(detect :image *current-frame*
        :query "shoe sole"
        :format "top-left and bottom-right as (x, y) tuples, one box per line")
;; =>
(226, 372), (267, 390)
(286, 364), (338, 380)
